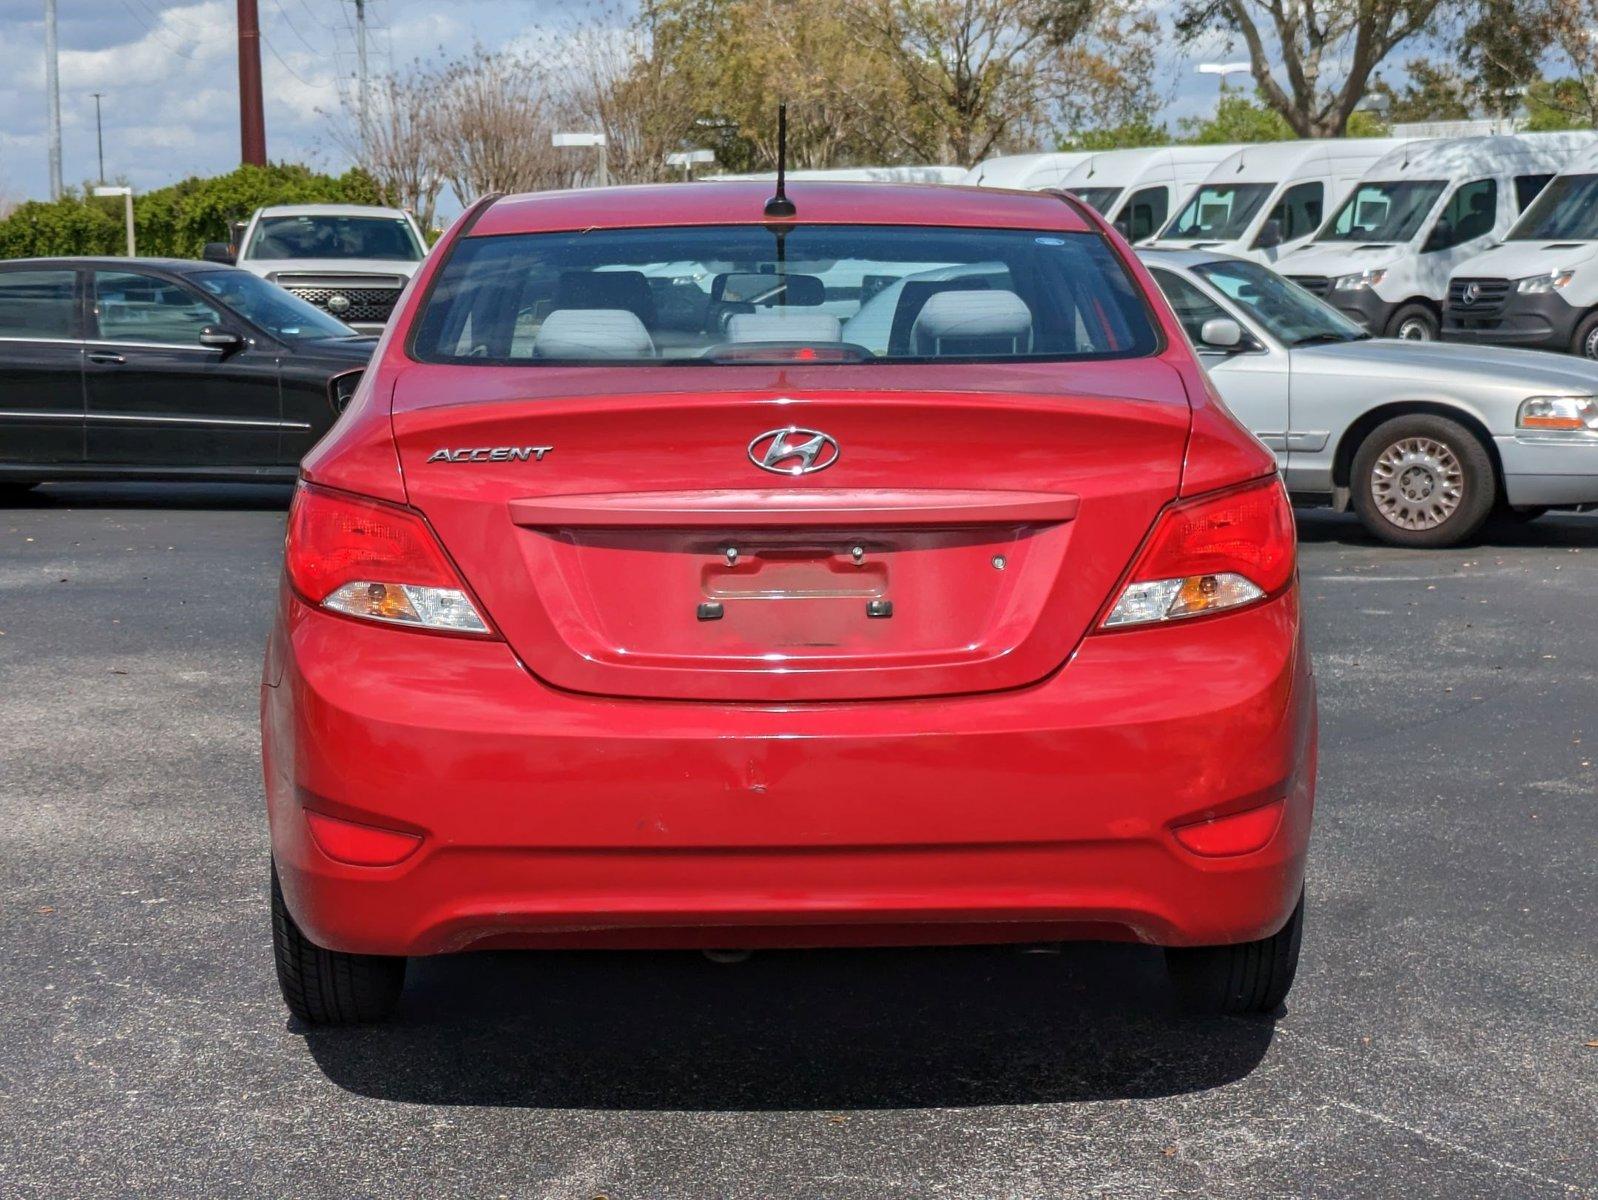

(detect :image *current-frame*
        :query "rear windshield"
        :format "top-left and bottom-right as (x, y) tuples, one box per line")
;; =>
(409, 224), (1159, 365)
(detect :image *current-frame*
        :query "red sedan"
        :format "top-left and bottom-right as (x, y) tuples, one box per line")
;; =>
(261, 180), (1316, 1024)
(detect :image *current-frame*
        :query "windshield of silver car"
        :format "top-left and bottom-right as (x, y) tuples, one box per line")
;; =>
(1194, 258), (1369, 346)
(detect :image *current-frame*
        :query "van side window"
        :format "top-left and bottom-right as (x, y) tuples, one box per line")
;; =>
(1425, 179), (1497, 251)
(1258, 182), (1324, 246)
(1515, 174), (1554, 210)
(1120, 187), (1170, 243)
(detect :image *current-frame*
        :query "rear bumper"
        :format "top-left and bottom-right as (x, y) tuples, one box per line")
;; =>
(263, 588), (1317, 956)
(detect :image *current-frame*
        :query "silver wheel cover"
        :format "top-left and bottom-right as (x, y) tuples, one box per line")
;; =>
(1583, 327), (1598, 359)
(1370, 436), (1465, 530)
(1397, 317), (1432, 341)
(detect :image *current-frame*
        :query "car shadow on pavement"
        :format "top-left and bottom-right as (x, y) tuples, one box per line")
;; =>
(4, 482), (293, 511)
(1294, 507), (1598, 548)
(302, 942), (1276, 1110)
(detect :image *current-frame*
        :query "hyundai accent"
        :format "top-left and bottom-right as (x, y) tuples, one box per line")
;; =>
(261, 181), (1317, 1024)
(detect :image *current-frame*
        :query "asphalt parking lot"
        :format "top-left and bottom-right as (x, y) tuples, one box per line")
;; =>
(1, 483), (1594, 1199)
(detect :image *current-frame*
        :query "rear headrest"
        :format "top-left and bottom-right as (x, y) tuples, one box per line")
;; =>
(555, 270), (657, 324)
(726, 311), (842, 343)
(910, 290), (1032, 356)
(532, 309), (655, 360)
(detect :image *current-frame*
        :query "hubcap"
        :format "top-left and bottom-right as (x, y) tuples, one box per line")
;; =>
(1584, 328), (1598, 359)
(1370, 437), (1465, 530)
(1397, 318), (1432, 341)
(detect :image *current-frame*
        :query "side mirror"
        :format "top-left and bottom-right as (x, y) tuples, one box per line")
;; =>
(1255, 219), (1284, 250)
(202, 242), (236, 264)
(1199, 317), (1245, 350)
(199, 326), (243, 351)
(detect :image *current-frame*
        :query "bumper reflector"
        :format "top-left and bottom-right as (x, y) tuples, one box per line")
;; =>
(304, 810), (422, 867)
(1172, 799), (1284, 857)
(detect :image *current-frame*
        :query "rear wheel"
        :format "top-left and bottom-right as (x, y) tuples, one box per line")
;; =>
(1350, 414), (1496, 547)
(1386, 303), (1438, 342)
(271, 864), (406, 1025)
(1166, 891), (1304, 1015)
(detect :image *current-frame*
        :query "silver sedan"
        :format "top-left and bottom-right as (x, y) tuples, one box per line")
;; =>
(1140, 248), (1598, 546)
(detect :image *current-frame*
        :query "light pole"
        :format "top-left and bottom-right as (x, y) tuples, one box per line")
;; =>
(93, 185), (135, 257)
(44, 0), (63, 200)
(1196, 62), (1251, 98)
(553, 132), (608, 187)
(92, 93), (106, 185)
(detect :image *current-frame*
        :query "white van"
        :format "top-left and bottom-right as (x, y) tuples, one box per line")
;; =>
(1147, 139), (1410, 264)
(712, 165), (967, 184)
(1444, 139), (1598, 358)
(1277, 134), (1593, 341)
(962, 152), (1097, 190)
(1058, 146), (1243, 243)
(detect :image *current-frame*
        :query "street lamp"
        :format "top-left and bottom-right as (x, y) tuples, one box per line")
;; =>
(665, 149), (715, 179)
(1197, 62), (1252, 94)
(553, 131), (609, 187)
(93, 185), (135, 257)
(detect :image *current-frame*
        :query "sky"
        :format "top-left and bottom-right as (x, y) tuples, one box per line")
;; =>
(0, 0), (1235, 212)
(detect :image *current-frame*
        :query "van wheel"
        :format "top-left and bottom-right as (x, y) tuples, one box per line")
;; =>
(271, 864), (406, 1025)
(1350, 414), (1495, 547)
(1572, 312), (1598, 359)
(1386, 304), (1438, 341)
(1167, 891), (1304, 1015)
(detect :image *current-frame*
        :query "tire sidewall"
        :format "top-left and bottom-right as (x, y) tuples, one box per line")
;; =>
(1387, 304), (1439, 342)
(1572, 312), (1598, 361)
(1350, 414), (1496, 548)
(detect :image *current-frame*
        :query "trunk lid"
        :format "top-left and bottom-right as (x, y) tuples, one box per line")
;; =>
(393, 364), (1190, 702)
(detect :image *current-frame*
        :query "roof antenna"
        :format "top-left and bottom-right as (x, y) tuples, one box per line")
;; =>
(764, 103), (797, 219)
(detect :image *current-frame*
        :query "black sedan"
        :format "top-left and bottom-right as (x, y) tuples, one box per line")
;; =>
(0, 257), (375, 495)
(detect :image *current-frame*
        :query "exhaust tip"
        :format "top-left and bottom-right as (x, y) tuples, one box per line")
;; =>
(702, 949), (753, 965)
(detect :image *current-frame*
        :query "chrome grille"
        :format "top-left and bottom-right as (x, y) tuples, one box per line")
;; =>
(1447, 278), (1511, 320)
(281, 284), (401, 325)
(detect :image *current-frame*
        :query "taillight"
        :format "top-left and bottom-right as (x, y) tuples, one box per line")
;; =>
(1101, 475), (1294, 630)
(284, 482), (495, 636)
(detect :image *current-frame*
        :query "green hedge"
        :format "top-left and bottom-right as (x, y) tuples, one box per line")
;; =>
(0, 163), (384, 260)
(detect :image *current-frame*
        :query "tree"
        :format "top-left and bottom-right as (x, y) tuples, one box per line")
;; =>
(431, 48), (578, 205)
(332, 59), (449, 232)
(1175, 0), (1451, 136)
(1369, 61), (1474, 123)
(1178, 92), (1296, 142)
(847, 0), (1098, 163)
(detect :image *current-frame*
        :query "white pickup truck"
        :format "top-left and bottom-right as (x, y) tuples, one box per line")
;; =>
(204, 204), (427, 334)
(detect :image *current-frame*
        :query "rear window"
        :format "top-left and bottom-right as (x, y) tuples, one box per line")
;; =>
(410, 224), (1158, 366)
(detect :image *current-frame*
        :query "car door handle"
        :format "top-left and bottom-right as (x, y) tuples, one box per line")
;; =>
(88, 351), (125, 365)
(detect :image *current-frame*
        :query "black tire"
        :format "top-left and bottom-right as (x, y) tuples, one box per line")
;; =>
(1385, 303), (1438, 342)
(271, 864), (405, 1025)
(1350, 413), (1496, 548)
(1167, 891), (1304, 1016)
(1571, 311), (1598, 360)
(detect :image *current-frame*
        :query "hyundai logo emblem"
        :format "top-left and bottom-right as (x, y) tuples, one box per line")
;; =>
(748, 427), (840, 475)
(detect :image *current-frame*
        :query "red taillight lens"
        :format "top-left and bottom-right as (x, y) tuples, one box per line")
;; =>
(1101, 476), (1295, 629)
(1172, 799), (1284, 856)
(305, 810), (422, 866)
(285, 482), (495, 636)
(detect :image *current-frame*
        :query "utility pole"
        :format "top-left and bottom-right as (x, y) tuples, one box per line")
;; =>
(353, 0), (370, 160)
(236, 0), (267, 166)
(92, 93), (105, 184)
(44, 0), (63, 200)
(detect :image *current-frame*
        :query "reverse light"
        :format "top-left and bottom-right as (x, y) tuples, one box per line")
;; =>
(1517, 395), (1598, 432)
(1516, 269), (1575, 293)
(1101, 476), (1295, 630)
(285, 483), (494, 635)
(1333, 268), (1386, 291)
